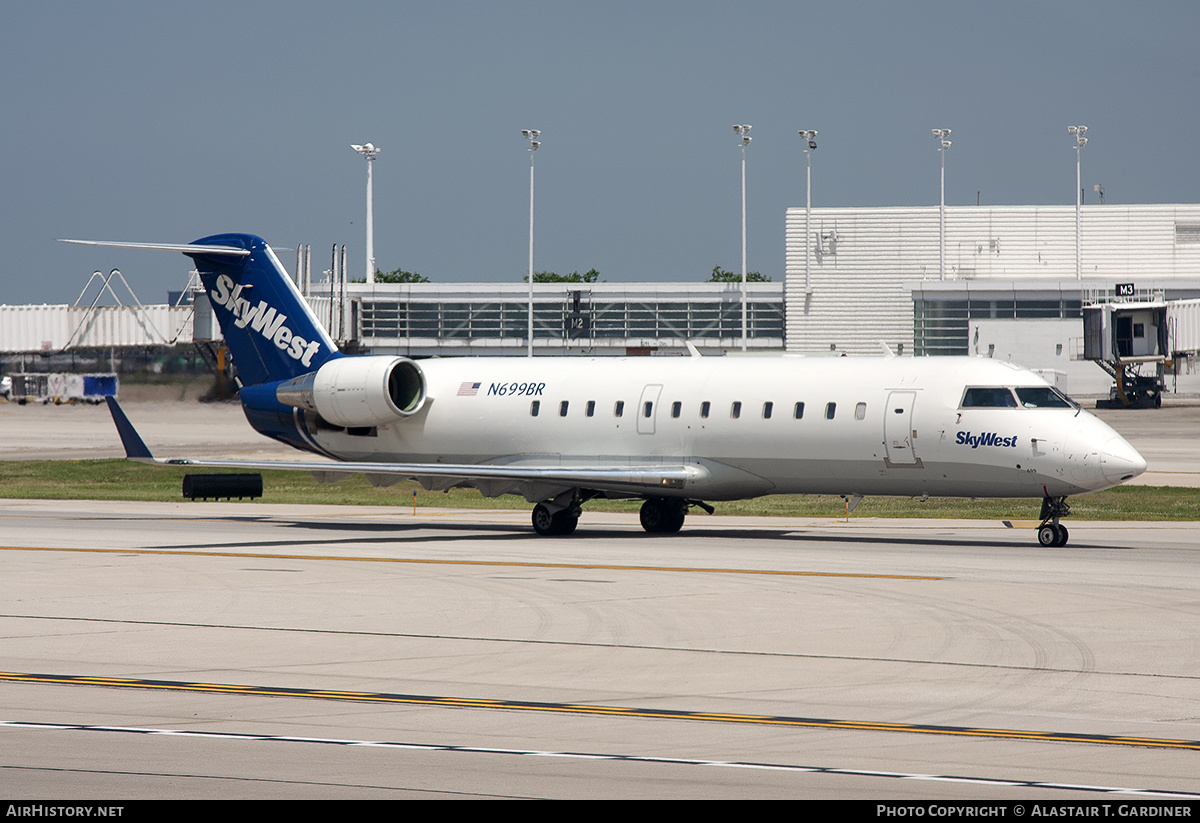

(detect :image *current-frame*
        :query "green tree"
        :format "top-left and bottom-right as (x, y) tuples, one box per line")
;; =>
(524, 269), (602, 283)
(374, 268), (429, 283)
(708, 265), (770, 282)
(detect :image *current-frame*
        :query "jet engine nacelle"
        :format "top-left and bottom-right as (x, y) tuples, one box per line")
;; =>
(275, 356), (427, 428)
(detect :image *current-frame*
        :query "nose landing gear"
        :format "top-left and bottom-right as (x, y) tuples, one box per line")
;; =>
(1037, 494), (1071, 547)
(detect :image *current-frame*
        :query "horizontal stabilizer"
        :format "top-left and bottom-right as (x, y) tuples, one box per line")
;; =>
(60, 239), (250, 257)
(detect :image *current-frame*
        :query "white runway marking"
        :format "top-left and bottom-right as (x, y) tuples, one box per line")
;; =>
(4, 720), (1198, 799)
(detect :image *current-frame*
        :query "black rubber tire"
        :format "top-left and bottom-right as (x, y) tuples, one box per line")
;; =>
(640, 499), (686, 534)
(532, 503), (558, 536)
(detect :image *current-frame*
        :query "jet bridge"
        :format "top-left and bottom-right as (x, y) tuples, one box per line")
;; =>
(1082, 293), (1168, 408)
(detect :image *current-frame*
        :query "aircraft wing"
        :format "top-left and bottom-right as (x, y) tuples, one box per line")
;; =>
(105, 398), (702, 501)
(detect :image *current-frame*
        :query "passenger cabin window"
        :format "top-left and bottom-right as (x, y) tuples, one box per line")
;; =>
(1014, 387), (1074, 409)
(530, 400), (540, 417)
(731, 401), (742, 419)
(560, 400), (569, 417)
(855, 402), (867, 420)
(961, 388), (1018, 408)
(586, 400), (596, 417)
(825, 402), (836, 420)
(643, 401), (653, 418)
(794, 402), (805, 419)
(700, 401), (711, 419)
(614, 400), (625, 418)
(671, 401), (682, 418)
(762, 401), (773, 419)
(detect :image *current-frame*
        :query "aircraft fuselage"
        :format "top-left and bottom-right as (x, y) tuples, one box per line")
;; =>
(256, 354), (1144, 503)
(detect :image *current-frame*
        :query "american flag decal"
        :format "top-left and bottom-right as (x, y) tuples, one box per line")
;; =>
(457, 381), (481, 397)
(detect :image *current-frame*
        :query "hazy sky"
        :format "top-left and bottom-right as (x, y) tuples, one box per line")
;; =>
(2, 1), (1197, 305)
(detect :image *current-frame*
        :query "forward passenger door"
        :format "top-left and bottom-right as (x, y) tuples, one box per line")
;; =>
(884, 390), (923, 467)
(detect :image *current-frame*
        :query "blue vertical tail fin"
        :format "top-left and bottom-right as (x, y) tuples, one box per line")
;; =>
(185, 233), (340, 386)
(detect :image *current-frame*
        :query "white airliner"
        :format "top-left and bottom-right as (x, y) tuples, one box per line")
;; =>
(75, 233), (1147, 546)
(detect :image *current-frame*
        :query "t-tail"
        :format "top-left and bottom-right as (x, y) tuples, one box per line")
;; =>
(185, 233), (340, 386)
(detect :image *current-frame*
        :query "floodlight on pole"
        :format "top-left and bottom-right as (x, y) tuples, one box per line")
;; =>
(522, 129), (540, 357)
(1068, 125), (1088, 280)
(932, 129), (952, 281)
(351, 143), (381, 285)
(798, 130), (818, 295)
(733, 124), (752, 351)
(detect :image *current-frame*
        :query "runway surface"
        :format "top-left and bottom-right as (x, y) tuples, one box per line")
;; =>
(3, 499), (1200, 799)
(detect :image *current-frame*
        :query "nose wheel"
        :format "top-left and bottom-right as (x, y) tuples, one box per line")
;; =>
(1037, 494), (1071, 547)
(1037, 522), (1069, 547)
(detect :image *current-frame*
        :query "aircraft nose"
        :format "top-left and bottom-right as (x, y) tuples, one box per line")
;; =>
(1100, 435), (1147, 485)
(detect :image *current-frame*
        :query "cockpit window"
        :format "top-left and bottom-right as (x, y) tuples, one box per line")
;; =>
(1014, 386), (1074, 409)
(961, 387), (1018, 408)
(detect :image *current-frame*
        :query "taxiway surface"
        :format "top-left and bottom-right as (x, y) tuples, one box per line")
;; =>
(2, 499), (1199, 799)
(3, 396), (1200, 797)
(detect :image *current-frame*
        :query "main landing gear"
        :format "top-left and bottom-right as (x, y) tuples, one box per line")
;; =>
(531, 501), (580, 536)
(637, 497), (713, 534)
(639, 498), (688, 534)
(1037, 494), (1071, 547)
(530, 494), (712, 536)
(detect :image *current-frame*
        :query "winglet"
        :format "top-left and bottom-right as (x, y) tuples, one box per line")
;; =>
(105, 397), (154, 460)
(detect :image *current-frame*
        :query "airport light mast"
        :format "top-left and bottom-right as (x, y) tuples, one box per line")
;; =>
(1069, 125), (1088, 280)
(351, 143), (381, 285)
(733, 124), (752, 351)
(798, 129), (818, 295)
(932, 129), (952, 281)
(521, 129), (540, 357)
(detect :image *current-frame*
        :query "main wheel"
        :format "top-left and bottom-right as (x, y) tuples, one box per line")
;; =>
(1037, 524), (1060, 547)
(532, 504), (579, 536)
(532, 503), (559, 536)
(640, 499), (686, 534)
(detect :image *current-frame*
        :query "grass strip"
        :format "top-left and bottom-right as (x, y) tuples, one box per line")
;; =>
(0, 459), (1196, 520)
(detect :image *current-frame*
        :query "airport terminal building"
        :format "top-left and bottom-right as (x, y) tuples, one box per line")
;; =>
(5, 203), (1200, 397)
(783, 203), (1200, 393)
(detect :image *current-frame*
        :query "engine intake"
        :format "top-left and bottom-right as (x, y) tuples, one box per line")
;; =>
(276, 356), (426, 428)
